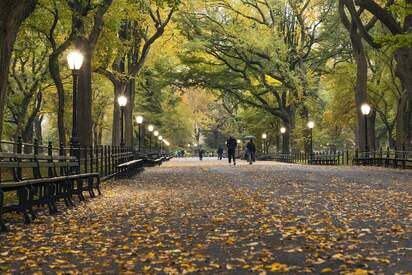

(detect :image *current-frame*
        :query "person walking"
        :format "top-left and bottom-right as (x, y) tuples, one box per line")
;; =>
(199, 148), (204, 161)
(217, 145), (224, 160)
(246, 139), (256, 164)
(226, 136), (237, 165)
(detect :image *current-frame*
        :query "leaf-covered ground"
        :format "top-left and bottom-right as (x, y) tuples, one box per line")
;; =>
(1, 159), (412, 274)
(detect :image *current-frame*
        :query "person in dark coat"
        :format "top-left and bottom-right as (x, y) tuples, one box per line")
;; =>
(217, 145), (224, 160)
(246, 139), (256, 164)
(226, 136), (237, 165)
(199, 148), (204, 161)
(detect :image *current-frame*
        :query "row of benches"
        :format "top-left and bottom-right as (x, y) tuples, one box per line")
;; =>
(353, 151), (412, 169)
(0, 152), (172, 232)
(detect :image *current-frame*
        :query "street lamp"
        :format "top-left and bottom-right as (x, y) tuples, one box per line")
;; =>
(262, 133), (267, 154)
(159, 136), (163, 154)
(117, 95), (128, 147)
(361, 103), (371, 153)
(67, 50), (84, 154)
(136, 115), (144, 152)
(148, 124), (154, 151)
(154, 130), (159, 149)
(280, 127), (287, 154)
(307, 121), (315, 158)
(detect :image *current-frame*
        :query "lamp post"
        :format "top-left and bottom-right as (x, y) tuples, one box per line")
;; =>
(237, 139), (242, 158)
(159, 136), (163, 154)
(136, 115), (144, 152)
(67, 50), (84, 154)
(117, 95), (128, 147)
(262, 133), (267, 154)
(280, 127), (286, 154)
(148, 125), (154, 151)
(307, 121), (315, 158)
(361, 103), (371, 153)
(154, 130), (159, 150)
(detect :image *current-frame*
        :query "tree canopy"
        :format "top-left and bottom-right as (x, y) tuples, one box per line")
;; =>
(0, 0), (411, 152)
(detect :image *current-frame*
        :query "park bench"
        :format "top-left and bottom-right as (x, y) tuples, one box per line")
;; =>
(0, 152), (100, 232)
(353, 149), (412, 169)
(116, 159), (145, 178)
(308, 154), (338, 165)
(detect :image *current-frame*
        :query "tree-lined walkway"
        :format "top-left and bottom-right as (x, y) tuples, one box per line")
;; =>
(1, 160), (412, 273)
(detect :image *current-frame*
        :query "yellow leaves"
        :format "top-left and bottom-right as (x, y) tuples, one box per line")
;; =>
(269, 262), (289, 272)
(331, 253), (345, 260)
(142, 252), (156, 261)
(226, 237), (236, 245)
(321, 267), (333, 273)
(265, 75), (282, 87)
(211, 216), (225, 223)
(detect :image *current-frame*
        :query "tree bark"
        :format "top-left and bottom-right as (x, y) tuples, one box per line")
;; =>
(339, 0), (376, 151)
(76, 41), (93, 146)
(49, 54), (67, 145)
(0, 0), (36, 139)
(395, 93), (412, 149)
(125, 79), (136, 147)
(112, 81), (127, 146)
(394, 48), (412, 148)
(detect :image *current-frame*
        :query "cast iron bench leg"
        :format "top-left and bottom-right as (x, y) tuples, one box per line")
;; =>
(77, 179), (86, 201)
(46, 183), (57, 215)
(17, 187), (31, 224)
(96, 177), (102, 196)
(27, 185), (37, 221)
(87, 177), (95, 198)
(0, 190), (6, 232)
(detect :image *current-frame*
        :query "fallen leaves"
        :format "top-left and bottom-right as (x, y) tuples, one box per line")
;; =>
(0, 160), (411, 273)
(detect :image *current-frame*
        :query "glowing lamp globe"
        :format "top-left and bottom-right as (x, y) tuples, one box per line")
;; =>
(67, 51), (84, 70)
(280, 127), (286, 134)
(136, 115), (144, 124)
(148, 125), (154, 132)
(361, 103), (371, 115)
(307, 121), (315, 129)
(117, 95), (128, 107)
(262, 133), (267, 139)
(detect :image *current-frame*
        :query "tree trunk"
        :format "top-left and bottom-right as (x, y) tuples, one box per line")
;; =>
(112, 81), (127, 146)
(49, 55), (66, 145)
(125, 79), (135, 148)
(34, 116), (43, 145)
(0, 0), (36, 139)
(350, 29), (375, 151)
(77, 43), (93, 146)
(394, 48), (412, 149)
(395, 93), (412, 149)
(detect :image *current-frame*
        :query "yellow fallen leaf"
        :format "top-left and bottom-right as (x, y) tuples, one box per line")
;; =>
(270, 262), (289, 272)
(321, 267), (333, 273)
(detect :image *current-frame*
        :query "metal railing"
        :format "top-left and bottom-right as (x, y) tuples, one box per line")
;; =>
(0, 137), (138, 180)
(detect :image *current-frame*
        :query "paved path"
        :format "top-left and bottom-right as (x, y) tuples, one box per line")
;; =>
(1, 160), (412, 274)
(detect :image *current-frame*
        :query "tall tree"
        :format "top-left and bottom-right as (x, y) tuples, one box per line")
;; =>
(0, 0), (36, 139)
(68, 0), (113, 147)
(339, 0), (377, 151)
(342, 0), (412, 148)
(97, 0), (176, 146)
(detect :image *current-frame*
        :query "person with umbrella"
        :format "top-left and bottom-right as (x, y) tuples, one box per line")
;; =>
(226, 135), (238, 165)
(246, 139), (257, 164)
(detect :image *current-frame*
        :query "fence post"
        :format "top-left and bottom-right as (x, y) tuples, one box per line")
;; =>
(402, 144), (406, 169)
(394, 146), (398, 168)
(33, 139), (39, 155)
(104, 146), (108, 176)
(89, 145), (94, 173)
(83, 145), (87, 173)
(16, 136), (23, 180)
(100, 146), (104, 176)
